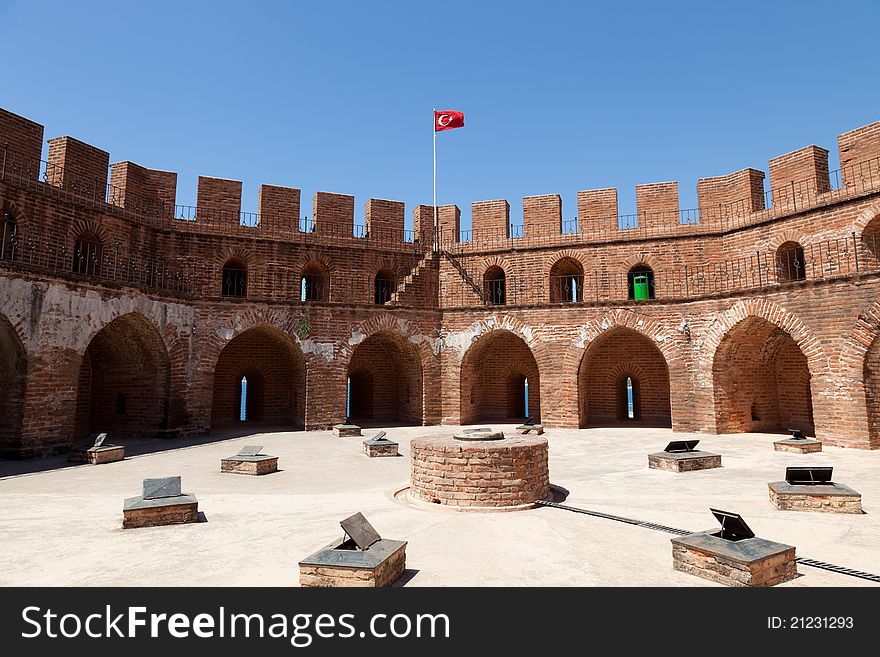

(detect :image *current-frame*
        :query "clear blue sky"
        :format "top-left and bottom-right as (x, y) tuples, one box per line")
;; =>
(1, 0), (879, 231)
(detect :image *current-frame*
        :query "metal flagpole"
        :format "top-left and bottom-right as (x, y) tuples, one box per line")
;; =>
(433, 108), (438, 251)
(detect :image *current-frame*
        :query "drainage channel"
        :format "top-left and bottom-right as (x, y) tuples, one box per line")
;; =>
(535, 500), (880, 584)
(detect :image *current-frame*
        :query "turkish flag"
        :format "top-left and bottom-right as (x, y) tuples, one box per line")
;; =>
(435, 110), (465, 132)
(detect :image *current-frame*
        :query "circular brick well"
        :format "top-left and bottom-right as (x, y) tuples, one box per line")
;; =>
(408, 433), (551, 511)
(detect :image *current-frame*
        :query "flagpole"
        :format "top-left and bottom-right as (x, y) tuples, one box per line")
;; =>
(432, 107), (438, 251)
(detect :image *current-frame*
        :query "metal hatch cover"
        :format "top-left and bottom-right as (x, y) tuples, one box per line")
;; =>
(340, 512), (381, 550)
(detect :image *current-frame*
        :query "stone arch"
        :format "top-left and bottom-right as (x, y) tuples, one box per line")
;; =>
(74, 311), (171, 441)
(706, 302), (824, 436)
(0, 312), (27, 456)
(210, 323), (306, 429)
(578, 327), (671, 427)
(459, 328), (541, 424)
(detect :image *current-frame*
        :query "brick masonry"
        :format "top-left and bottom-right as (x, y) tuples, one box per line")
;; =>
(220, 456), (279, 475)
(122, 501), (199, 529)
(299, 541), (406, 588)
(4, 107), (880, 455)
(768, 482), (862, 513)
(671, 536), (798, 587)
(409, 434), (550, 509)
(647, 451), (722, 472)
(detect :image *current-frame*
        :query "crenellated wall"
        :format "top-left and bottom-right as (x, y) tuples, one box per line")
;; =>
(4, 105), (880, 456)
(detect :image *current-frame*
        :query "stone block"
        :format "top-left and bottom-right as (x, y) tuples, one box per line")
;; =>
(333, 424), (362, 437)
(773, 438), (822, 453)
(648, 450), (721, 472)
(122, 494), (199, 529)
(68, 445), (125, 465)
(221, 455), (279, 475)
(299, 539), (407, 588)
(671, 530), (797, 587)
(768, 481), (862, 513)
(363, 440), (398, 457)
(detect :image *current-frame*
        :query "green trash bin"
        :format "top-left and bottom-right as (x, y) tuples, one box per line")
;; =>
(633, 274), (650, 300)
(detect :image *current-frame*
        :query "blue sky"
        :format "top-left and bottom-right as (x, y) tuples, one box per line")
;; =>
(1, 1), (878, 231)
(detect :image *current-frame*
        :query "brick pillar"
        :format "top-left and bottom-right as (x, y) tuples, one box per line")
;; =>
(0, 108), (44, 180)
(258, 184), (300, 236)
(197, 176), (242, 228)
(472, 199), (509, 243)
(365, 198), (405, 242)
(636, 182), (679, 233)
(46, 136), (110, 200)
(312, 191), (355, 238)
(523, 194), (562, 240)
(769, 145), (830, 209)
(577, 188), (618, 238)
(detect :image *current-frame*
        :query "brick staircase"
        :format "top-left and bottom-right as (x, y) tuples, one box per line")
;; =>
(387, 251), (439, 305)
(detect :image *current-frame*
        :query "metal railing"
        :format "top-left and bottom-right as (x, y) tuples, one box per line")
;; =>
(437, 236), (878, 308)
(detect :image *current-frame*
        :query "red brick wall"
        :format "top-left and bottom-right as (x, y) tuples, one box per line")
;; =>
(636, 182), (679, 232)
(211, 326), (305, 428)
(197, 176), (242, 225)
(697, 168), (765, 220)
(347, 332), (422, 423)
(0, 316), (26, 456)
(838, 121), (880, 190)
(365, 198), (405, 241)
(578, 188), (618, 237)
(313, 191), (354, 237)
(46, 136), (110, 200)
(578, 327), (670, 426)
(0, 108), (44, 178)
(258, 184), (300, 234)
(769, 145), (830, 208)
(459, 330), (540, 423)
(523, 194), (561, 239)
(472, 199), (509, 241)
(73, 314), (170, 440)
(109, 161), (177, 216)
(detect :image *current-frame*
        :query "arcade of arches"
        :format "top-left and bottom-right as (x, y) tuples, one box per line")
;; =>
(459, 330), (540, 424)
(711, 317), (814, 436)
(211, 326), (306, 429)
(578, 327), (671, 428)
(75, 314), (170, 441)
(347, 332), (423, 425)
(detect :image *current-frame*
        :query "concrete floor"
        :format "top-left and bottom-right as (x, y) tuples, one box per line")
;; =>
(0, 426), (878, 587)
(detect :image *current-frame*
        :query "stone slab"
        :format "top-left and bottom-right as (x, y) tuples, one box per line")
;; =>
(221, 455), (279, 475)
(122, 494), (199, 529)
(648, 450), (721, 472)
(333, 424), (362, 437)
(68, 445), (125, 465)
(773, 438), (822, 453)
(768, 481), (862, 513)
(671, 530), (797, 587)
(299, 539), (406, 588)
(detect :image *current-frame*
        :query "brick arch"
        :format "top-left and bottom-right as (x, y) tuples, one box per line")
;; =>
(480, 254), (512, 276)
(706, 301), (823, 437)
(700, 300), (828, 377)
(0, 311), (28, 456)
(1, 199), (24, 222)
(545, 249), (584, 274)
(574, 309), (684, 370)
(768, 228), (812, 252)
(209, 321), (306, 429)
(69, 218), (109, 245)
(459, 326), (541, 424)
(294, 249), (336, 273)
(578, 325), (671, 427)
(74, 311), (171, 440)
(621, 253), (660, 271)
(216, 246), (252, 268)
(852, 202), (880, 234)
(838, 297), (880, 448)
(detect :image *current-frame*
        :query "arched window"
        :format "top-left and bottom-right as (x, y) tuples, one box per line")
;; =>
(1, 211), (17, 261)
(550, 257), (584, 303)
(484, 265), (506, 305)
(72, 232), (103, 276)
(301, 261), (329, 302)
(374, 268), (396, 304)
(627, 264), (654, 300)
(776, 241), (806, 282)
(221, 258), (247, 297)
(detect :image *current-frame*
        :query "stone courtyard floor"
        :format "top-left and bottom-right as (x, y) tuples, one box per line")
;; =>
(0, 426), (878, 587)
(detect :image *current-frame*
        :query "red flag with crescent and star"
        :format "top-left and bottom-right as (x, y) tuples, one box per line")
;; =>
(434, 110), (465, 132)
